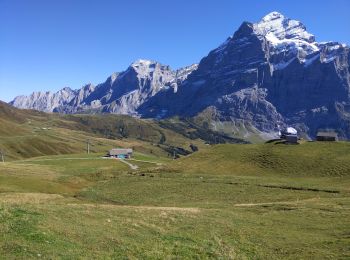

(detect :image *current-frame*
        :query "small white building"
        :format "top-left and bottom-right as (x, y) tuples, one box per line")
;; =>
(279, 127), (298, 144)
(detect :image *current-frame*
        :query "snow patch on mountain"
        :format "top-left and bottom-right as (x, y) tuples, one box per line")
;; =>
(251, 11), (322, 71)
(248, 11), (348, 71)
(254, 12), (315, 43)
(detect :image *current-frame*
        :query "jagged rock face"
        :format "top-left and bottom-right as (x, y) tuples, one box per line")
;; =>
(171, 64), (199, 92)
(257, 13), (350, 136)
(12, 60), (198, 115)
(253, 12), (350, 116)
(11, 87), (77, 113)
(9, 12), (350, 138)
(139, 14), (282, 130)
(214, 87), (284, 131)
(103, 60), (175, 115)
(98, 61), (197, 115)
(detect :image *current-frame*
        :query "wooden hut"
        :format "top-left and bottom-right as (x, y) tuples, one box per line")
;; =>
(108, 148), (133, 159)
(316, 131), (338, 141)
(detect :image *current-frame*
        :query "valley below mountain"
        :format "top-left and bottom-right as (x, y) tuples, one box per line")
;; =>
(2, 5), (350, 259)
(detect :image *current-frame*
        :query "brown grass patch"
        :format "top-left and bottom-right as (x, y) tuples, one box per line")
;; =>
(0, 192), (64, 204)
(67, 203), (201, 213)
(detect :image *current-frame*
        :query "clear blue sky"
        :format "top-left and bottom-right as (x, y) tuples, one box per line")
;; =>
(1, 0), (349, 102)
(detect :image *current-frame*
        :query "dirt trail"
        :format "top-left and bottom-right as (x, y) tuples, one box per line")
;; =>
(129, 158), (162, 165)
(68, 203), (200, 213)
(118, 159), (139, 170)
(21, 158), (102, 162)
(21, 157), (140, 170)
(0, 192), (200, 213)
(234, 197), (320, 207)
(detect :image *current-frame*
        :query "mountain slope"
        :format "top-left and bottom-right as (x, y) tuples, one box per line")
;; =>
(0, 101), (246, 160)
(140, 12), (350, 138)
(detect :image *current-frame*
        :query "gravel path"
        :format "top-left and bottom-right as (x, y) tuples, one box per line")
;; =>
(117, 158), (139, 170)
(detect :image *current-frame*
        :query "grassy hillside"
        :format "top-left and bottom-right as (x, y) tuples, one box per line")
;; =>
(0, 102), (92, 160)
(0, 102), (247, 160)
(173, 141), (350, 177)
(193, 107), (273, 143)
(0, 142), (349, 258)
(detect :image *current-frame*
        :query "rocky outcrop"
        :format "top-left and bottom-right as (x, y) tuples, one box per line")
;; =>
(10, 87), (77, 113)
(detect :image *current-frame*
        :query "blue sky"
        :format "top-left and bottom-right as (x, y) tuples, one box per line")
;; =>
(1, 0), (349, 102)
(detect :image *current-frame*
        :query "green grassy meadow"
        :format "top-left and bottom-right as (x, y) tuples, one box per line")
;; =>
(0, 141), (349, 259)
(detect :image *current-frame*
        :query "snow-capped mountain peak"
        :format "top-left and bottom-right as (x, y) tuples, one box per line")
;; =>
(128, 59), (172, 80)
(250, 12), (324, 71)
(130, 59), (159, 70)
(131, 59), (153, 66)
(212, 12), (319, 71)
(254, 11), (315, 43)
(260, 11), (284, 22)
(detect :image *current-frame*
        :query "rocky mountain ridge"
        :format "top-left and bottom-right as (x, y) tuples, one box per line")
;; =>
(10, 12), (350, 138)
(11, 60), (198, 115)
